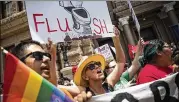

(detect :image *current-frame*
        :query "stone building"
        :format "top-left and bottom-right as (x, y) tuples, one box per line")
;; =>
(1, 1), (179, 70)
(107, 1), (179, 62)
(0, 1), (96, 69)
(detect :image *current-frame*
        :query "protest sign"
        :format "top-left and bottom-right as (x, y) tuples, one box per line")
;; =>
(128, 44), (137, 59)
(25, 1), (114, 43)
(95, 44), (114, 61)
(88, 73), (179, 102)
(109, 46), (116, 54)
(127, 0), (141, 38)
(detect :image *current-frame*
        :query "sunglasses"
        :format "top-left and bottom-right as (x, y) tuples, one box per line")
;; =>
(20, 51), (51, 62)
(163, 45), (171, 49)
(86, 61), (101, 70)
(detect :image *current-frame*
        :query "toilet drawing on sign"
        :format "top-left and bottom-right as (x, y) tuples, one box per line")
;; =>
(59, 1), (92, 37)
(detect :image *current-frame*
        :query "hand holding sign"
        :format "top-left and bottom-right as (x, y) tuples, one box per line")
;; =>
(132, 38), (144, 68)
(137, 38), (144, 55)
(46, 38), (53, 53)
(45, 38), (58, 86)
(113, 26), (120, 37)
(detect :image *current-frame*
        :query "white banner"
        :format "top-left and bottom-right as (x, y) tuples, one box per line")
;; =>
(88, 73), (179, 102)
(95, 44), (114, 61)
(25, 1), (114, 43)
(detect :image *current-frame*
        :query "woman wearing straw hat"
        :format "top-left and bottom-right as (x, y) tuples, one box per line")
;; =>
(58, 27), (126, 96)
(75, 27), (126, 96)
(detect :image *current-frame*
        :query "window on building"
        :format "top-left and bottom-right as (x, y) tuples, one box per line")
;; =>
(4, 1), (13, 17)
(0, 2), (2, 20)
(17, 1), (23, 11)
(135, 26), (158, 42)
(1, 1), (6, 18)
(1, 1), (24, 19)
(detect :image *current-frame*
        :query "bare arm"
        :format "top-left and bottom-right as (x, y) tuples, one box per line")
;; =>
(50, 44), (58, 85)
(128, 38), (144, 79)
(58, 85), (85, 97)
(106, 27), (126, 87)
(44, 39), (58, 86)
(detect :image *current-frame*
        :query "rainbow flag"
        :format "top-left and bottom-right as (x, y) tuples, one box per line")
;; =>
(2, 49), (73, 102)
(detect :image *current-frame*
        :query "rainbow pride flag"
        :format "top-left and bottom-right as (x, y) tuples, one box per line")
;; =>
(2, 49), (73, 102)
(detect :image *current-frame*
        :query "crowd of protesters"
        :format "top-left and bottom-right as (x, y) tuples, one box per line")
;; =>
(3, 26), (178, 102)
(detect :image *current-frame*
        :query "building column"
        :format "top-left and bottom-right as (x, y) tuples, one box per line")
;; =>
(92, 39), (99, 48)
(157, 10), (172, 43)
(164, 2), (178, 25)
(118, 30), (132, 64)
(118, 16), (136, 45)
(163, 2), (179, 43)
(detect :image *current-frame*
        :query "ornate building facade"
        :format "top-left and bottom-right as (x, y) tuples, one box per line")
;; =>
(107, 1), (179, 62)
(1, 1), (179, 68)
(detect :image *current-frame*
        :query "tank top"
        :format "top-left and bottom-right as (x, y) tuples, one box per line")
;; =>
(86, 82), (113, 96)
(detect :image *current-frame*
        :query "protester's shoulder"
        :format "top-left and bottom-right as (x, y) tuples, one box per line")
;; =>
(59, 88), (73, 100)
(140, 64), (157, 73)
(120, 70), (130, 81)
(138, 64), (156, 78)
(77, 86), (86, 92)
(144, 64), (157, 69)
(137, 64), (160, 84)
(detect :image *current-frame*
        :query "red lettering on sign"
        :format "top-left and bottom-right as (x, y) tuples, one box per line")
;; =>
(33, 14), (45, 32)
(93, 18), (101, 34)
(99, 19), (108, 34)
(57, 18), (71, 32)
(46, 18), (57, 32)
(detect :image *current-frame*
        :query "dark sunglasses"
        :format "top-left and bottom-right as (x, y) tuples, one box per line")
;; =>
(20, 51), (51, 62)
(163, 45), (171, 49)
(86, 61), (101, 70)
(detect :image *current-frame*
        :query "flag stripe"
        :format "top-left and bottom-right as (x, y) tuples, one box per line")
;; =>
(3, 53), (19, 102)
(36, 79), (54, 102)
(50, 87), (66, 102)
(6, 61), (30, 102)
(3, 52), (73, 102)
(22, 70), (43, 102)
(60, 88), (73, 100)
(64, 96), (73, 102)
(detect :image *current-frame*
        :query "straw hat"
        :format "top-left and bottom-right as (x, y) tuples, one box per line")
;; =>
(74, 54), (106, 87)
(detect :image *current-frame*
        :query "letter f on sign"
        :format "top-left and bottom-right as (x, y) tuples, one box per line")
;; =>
(33, 14), (45, 32)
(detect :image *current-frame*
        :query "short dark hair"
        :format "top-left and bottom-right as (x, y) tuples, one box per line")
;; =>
(172, 48), (179, 65)
(140, 39), (165, 67)
(11, 40), (43, 60)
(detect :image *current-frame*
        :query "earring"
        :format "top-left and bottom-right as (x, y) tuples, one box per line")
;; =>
(85, 76), (89, 80)
(82, 75), (89, 81)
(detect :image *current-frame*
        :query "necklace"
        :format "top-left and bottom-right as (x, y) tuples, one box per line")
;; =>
(89, 86), (106, 95)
